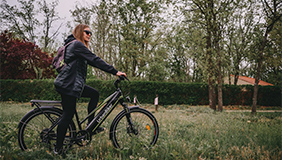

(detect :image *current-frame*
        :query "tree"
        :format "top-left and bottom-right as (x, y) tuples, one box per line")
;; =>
(70, 0), (167, 80)
(225, 0), (257, 85)
(183, 0), (246, 111)
(0, 30), (55, 79)
(115, 0), (164, 77)
(90, 1), (118, 80)
(70, 3), (94, 25)
(181, 16), (206, 83)
(165, 25), (190, 82)
(38, 0), (62, 52)
(0, 0), (39, 42)
(251, 0), (282, 114)
(0, 0), (62, 51)
(188, 0), (228, 110)
(262, 20), (282, 85)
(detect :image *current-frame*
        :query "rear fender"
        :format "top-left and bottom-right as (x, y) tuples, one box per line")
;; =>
(18, 106), (63, 129)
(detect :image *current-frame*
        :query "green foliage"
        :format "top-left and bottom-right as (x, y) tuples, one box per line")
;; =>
(1, 0), (281, 85)
(259, 20), (282, 86)
(1, 79), (280, 106)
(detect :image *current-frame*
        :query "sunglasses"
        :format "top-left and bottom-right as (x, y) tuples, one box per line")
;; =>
(84, 30), (92, 36)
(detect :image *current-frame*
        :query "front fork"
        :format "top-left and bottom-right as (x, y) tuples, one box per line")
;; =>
(121, 102), (138, 135)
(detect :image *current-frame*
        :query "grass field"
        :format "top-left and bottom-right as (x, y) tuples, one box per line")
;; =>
(0, 102), (281, 160)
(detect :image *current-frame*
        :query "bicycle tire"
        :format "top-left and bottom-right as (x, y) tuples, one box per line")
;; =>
(110, 107), (159, 149)
(18, 107), (76, 151)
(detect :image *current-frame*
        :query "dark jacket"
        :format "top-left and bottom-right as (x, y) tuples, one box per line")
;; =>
(54, 34), (118, 98)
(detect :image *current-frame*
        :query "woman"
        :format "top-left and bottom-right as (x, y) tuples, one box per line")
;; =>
(54, 24), (126, 154)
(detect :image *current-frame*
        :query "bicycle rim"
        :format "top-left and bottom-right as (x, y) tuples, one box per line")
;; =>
(112, 108), (159, 149)
(18, 109), (75, 151)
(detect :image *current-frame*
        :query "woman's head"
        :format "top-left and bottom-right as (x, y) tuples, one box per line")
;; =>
(72, 24), (92, 48)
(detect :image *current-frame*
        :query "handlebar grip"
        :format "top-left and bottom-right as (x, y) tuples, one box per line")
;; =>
(119, 75), (129, 81)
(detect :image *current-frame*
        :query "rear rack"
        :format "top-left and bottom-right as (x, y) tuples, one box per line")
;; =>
(30, 100), (61, 107)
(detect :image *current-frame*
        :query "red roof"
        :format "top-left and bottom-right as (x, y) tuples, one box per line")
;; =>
(230, 75), (274, 86)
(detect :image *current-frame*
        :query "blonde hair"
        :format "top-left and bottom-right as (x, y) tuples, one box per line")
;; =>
(72, 24), (90, 48)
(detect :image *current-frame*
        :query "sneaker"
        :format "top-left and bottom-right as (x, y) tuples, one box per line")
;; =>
(53, 147), (62, 155)
(91, 127), (104, 135)
(53, 147), (66, 158)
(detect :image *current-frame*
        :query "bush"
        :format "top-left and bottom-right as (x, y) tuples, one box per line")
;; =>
(0, 30), (55, 79)
(0, 79), (280, 106)
(1, 79), (60, 102)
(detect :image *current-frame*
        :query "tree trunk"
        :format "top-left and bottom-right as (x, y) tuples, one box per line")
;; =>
(207, 34), (216, 110)
(213, 8), (223, 112)
(217, 45), (223, 111)
(217, 76), (223, 111)
(234, 72), (239, 85)
(209, 76), (216, 110)
(206, 0), (216, 110)
(252, 31), (268, 114)
(207, 28), (216, 110)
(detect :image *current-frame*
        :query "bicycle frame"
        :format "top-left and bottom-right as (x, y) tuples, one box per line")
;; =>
(81, 88), (128, 133)
(30, 76), (133, 143)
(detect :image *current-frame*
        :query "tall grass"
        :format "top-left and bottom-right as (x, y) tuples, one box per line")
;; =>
(0, 102), (281, 160)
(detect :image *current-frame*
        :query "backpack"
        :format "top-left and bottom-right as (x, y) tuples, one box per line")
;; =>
(52, 40), (77, 73)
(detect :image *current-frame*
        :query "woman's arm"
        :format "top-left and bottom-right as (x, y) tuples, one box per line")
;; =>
(73, 41), (118, 75)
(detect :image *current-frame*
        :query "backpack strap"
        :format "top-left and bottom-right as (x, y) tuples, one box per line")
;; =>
(65, 39), (77, 47)
(64, 40), (77, 64)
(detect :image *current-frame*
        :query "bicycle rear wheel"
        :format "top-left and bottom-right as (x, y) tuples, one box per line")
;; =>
(18, 107), (76, 151)
(110, 107), (159, 149)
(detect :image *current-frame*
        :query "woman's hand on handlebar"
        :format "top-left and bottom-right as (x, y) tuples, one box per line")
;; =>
(116, 71), (127, 77)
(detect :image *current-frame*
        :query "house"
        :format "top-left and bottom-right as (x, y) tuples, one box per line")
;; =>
(224, 75), (274, 86)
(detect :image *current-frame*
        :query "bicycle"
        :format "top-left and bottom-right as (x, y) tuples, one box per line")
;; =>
(18, 76), (159, 152)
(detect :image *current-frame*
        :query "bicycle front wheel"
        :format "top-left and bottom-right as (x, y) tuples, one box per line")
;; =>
(18, 107), (76, 151)
(110, 107), (159, 149)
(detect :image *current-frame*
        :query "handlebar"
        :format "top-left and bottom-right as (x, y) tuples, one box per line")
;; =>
(114, 75), (129, 89)
(119, 75), (129, 81)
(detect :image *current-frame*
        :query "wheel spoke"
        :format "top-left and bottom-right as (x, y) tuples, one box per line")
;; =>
(18, 109), (76, 151)
(111, 108), (159, 149)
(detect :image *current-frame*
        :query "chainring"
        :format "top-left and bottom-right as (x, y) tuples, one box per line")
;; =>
(75, 130), (91, 146)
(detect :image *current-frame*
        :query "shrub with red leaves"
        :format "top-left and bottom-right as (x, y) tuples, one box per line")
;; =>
(0, 30), (55, 79)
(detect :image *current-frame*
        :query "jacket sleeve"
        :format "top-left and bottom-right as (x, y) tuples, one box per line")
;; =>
(73, 41), (118, 75)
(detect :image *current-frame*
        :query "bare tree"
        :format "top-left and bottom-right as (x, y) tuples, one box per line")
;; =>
(0, 0), (39, 42)
(1, 0), (63, 51)
(38, 0), (62, 52)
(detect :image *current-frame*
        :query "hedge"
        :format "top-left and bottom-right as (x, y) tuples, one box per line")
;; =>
(0, 79), (280, 106)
